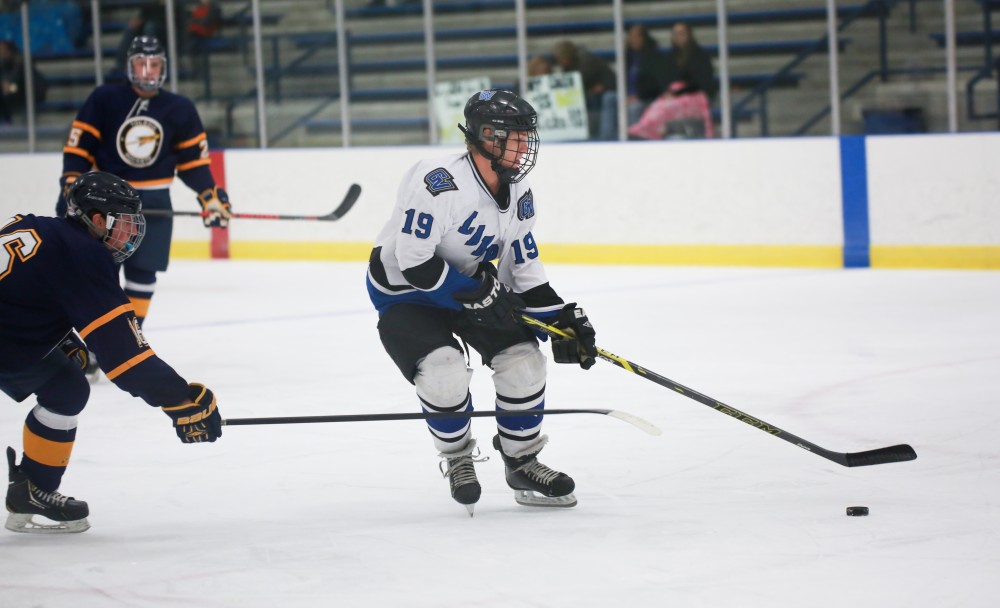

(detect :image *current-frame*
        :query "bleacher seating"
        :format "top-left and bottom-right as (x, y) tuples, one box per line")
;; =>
(7, 0), (922, 148)
(929, 31), (1000, 47)
(0, 0), (80, 55)
(333, 5), (877, 48)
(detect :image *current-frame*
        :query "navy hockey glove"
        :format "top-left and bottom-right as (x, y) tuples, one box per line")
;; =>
(56, 173), (80, 217)
(197, 186), (232, 228)
(551, 303), (598, 370)
(58, 332), (91, 371)
(58, 331), (100, 378)
(162, 383), (223, 443)
(454, 273), (526, 333)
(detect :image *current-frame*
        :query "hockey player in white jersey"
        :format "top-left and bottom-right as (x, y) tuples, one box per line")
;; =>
(366, 89), (598, 515)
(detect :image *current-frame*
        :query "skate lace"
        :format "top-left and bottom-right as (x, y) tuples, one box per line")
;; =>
(517, 459), (562, 485)
(439, 449), (488, 485)
(32, 486), (70, 507)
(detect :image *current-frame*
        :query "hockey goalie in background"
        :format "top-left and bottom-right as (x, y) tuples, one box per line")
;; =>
(1, 172), (223, 534)
(366, 89), (599, 515)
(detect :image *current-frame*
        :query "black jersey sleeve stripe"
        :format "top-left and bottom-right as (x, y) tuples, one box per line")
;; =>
(401, 256), (447, 291)
(519, 282), (563, 309)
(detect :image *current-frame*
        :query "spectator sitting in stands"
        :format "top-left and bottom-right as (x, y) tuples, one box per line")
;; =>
(628, 22), (716, 140)
(0, 39), (47, 125)
(551, 39), (617, 140)
(515, 53), (553, 94)
(529, 54), (553, 78)
(626, 24), (667, 128)
(186, 0), (221, 73)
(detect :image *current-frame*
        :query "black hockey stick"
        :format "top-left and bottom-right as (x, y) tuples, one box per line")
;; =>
(143, 183), (361, 221)
(522, 315), (917, 468)
(223, 407), (661, 436)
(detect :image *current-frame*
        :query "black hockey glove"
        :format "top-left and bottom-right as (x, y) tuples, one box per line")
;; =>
(197, 186), (232, 228)
(454, 272), (526, 333)
(162, 383), (223, 444)
(57, 331), (91, 372)
(551, 303), (598, 370)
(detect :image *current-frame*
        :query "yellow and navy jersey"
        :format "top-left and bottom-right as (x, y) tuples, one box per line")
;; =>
(0, 214), (189, 407)
(61, 83), (215, 193)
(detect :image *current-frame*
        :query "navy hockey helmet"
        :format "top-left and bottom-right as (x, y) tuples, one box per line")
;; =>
(126, 35), (167, 92)
(67, 172), (146, 263)
(458, 89), (539, 184)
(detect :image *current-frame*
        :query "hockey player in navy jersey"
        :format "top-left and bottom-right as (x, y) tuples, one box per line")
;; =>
(1, 172), (223, 534)
(56, 36), (231, 329)
(366, 89), (598, 515)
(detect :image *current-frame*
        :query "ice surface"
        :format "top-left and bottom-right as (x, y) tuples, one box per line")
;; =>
(2, 261), (998, 607)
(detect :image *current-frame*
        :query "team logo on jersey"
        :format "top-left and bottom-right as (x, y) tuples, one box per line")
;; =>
(127, 317), (149, 348)
(424, 167), (458, 197)
(116, 116), (164, 168)
(517, 189), (535, 220)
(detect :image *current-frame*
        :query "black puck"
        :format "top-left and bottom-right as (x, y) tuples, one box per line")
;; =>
(846, 506), (869, 516)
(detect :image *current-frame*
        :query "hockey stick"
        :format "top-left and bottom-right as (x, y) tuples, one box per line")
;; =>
(522, 315), (917, 468)
(222, 407), (661, 436)
(143, 183), (361, 221)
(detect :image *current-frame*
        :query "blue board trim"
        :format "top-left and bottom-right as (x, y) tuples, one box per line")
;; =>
(840, 135), (871, 268)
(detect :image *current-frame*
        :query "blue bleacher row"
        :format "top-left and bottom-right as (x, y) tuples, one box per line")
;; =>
(14, 0), (998, 136)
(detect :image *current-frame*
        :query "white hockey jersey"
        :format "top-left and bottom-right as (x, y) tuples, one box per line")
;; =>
(367, 151), (562, 316)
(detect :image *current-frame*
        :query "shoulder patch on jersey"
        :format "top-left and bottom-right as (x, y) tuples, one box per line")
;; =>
(424, 167), (459, 197)
(517, 189), (535, 220)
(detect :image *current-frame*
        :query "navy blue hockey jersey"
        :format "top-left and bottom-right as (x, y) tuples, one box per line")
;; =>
(0, 214), (188, 407)
(61, 83), (215, 193)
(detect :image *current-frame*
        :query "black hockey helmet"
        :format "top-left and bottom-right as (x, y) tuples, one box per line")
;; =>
(67, 172), (146, 263)
(126, 35), (167, 92)
(458, 89), (539, 184)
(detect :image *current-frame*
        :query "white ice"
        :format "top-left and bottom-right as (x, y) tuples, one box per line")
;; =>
(2, 261), (998, 608)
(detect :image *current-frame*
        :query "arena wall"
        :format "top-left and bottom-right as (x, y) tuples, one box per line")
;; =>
(3, 133), (997, 269)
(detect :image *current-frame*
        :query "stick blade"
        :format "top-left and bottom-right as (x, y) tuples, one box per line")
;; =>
(323, 183), (361, 220)
(606, 410), (662, 436)
(844, 444), (917, 467)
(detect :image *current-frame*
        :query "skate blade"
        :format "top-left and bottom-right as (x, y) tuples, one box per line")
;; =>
(5, 512), (91, 534)
(464, 504), (475, 517)
(513, 490), (577, 508)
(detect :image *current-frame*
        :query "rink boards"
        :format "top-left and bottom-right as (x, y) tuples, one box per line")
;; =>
(3, 133), (998, 269)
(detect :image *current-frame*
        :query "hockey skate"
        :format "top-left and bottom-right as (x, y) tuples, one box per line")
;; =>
(438, 439), (488, 517)
(5, 447), (90, 534)
(492, 435), (577, 508)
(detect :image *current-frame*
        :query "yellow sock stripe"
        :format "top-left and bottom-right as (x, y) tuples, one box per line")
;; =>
(128, 295), (151, 320)
(23, 425), (74, 468)
(104, 349), (156, 380)
(79, 303), (134, 339)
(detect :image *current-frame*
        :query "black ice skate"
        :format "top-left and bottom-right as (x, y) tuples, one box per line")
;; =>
(5, 447), (90, 534)
(492, 435), (577, 508)
(438, 439), (488, 517)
